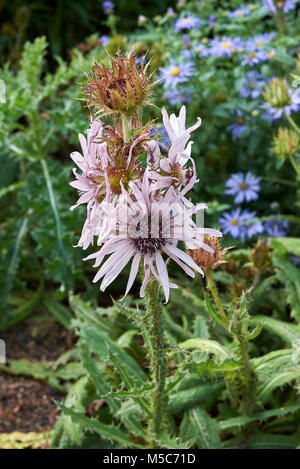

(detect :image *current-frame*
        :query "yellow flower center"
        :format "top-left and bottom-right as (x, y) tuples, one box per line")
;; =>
(171, 67), (181, 77)
(268, 51), (276, 58)
(183, 18), (191, 24)
(231, 219), (239, 226)
(256, 40), (264, 46)
(235, 9), (244, 15)
(221, 41), (232, 48)
(239, 182), (249, 190)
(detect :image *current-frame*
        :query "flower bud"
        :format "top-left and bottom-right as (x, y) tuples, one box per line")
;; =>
(273, 127), (299, 160)
(263, 78), (290, 108)
(187, 236), (228, 272)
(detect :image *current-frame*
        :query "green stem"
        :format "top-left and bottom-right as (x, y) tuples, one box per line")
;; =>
(122, 114), (131, 142)
(284, 110), (300, 136)
(145, 279), (167, 440)
(288, 154), (300, 177)
(206, 269), (229, 326)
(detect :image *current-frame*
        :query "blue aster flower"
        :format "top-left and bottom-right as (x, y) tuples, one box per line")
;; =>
(227, 110), (249, 140)
(159, 59), (195, 90)
(228, 5), (251, 18)
(241, 49), (268, 66)
(225, 172), (261, 204)
(246, 32), (276, 50)
(240, 71), (266, 99)
(291, 254), (300, 268)
(209, 37), (243, 57)
(102, 1), (114, 13)
(262, 0), (298, 13)
(219, 208), (263, 242)
(99, 35), (109, 47)
(174, 16), (203, 33)
(162, 89), (191, 105)
(209, 15), (216, 26)
(264, 216), (289, 237)
(194, 43), (210, 57)
(263, 86), (300, 120)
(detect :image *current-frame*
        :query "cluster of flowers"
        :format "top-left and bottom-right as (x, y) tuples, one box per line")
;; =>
(219, 172), (289, 241)
(159, 2), (300, 136)
(70, 53), (221, 301)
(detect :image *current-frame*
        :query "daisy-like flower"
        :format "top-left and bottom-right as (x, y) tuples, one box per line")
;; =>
(225, 172), (261, 204)
(241, 49), (268, 66)
(194, 43), (210, 57)
(246, 32), (276, 50)
(103, 0), (114, 13)
(240, 71), (266, 99)
(163, 89), (191, 105)
(264, 216), (289, 237)
(219, 208), (263, 242)
(209, 37), (243, 58)
(228, 5), (251, 18)
(85, 174), (222, 302)
(98, 35), (109, 47)
(159, 59), (195, 90)
(263, 89), (300, 120)
(174, 16), (203, 33)
(149, 106), (201, 191)
(227, 110), (249, 140)
(262, 0), (299, 13)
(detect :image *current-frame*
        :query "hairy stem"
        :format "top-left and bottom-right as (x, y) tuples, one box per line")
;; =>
(206, 268), (229, 326)
(145, 279), (167, 440)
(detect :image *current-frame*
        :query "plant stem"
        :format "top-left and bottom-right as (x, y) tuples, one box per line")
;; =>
(206, 268), (229, 326)
(284, 110), (300, 136)
(289, 155), (300, 177)
(145, 279), (167, 440)
(122, 114), (131, 142)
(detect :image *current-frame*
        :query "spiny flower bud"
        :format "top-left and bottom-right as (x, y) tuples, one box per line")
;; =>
(187, 236), (228, 272)
(263, 78), (290, 109)
(273, 127), (299, 160)
(83, 51), (154, 118)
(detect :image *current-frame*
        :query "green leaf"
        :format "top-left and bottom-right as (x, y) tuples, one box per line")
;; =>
(272, 255), (300, 322)
(44, 298), (73, 329)
(179, 338), (231, 360)
(56, 404), (144, 448)
(204, 293), (228, 327)
(187, 407), (221, 449)
(117, 329), (139, 348)
(250, 315), (300, 345)
(168, 381), (224, 414)
(271, 237), (300, 257)
(220, 403), (300, 430)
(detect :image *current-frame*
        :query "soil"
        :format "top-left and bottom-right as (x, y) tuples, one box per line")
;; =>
(0, 320), (75, 436)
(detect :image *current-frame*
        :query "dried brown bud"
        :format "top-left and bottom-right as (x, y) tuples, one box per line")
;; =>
(83, 51), (154, 117)
(187, 236), (228, 272)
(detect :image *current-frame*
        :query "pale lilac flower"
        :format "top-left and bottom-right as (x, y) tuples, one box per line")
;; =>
(174, 16), (203, 33)
(264, 216), (289, 236)
(102, 1), (114, 13)
(219, 208), (263, 242)
(159, 59), (195, 90)
(70, 120), (110, 213)
(246, 32), (276, 50)
(240, 71), (266, 98)
(166, 7), (175, 18)
(182, 34), (191, 48)
(194, 43), (210, 57)
(209, 37), (243, 57)
(85, 173), (221, 302)
(149, 106), (201, 191)
(228, 5), (251, 18)
(225, 172), (261, 204)
(227, 110), (249, 140)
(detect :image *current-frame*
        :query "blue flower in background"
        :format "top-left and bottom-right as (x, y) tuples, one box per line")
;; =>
(209, 15), (216, 26)
(99, 35), (109, 47)
(219, 208), (263, 241)
(159, 59), (195, 90)
(240, 71), (266, 98)
(166, 7), (175, 18)
(150, 127), (170, 152)
(194, 43), (210, 57)
(182, 34), (191, 48)
(209, 37), (243, 57)
(174, 16), (203, 33)
(241, 49), (268, 66)
(264, 217), (289, 237)
(246, 32), (276, 50)
(227, 110), (249, 140)
(102, 1), (114, 13)
(262, 0), (298, 13)
(291, 254), (300, 268)
(225, 172), (261, 204)
(263, 87), (300, 120)
(163, 89), (191, 105)
(228, 5), (251, 18)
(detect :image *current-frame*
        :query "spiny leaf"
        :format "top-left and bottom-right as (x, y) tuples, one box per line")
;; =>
(187, 407), (221, 449)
